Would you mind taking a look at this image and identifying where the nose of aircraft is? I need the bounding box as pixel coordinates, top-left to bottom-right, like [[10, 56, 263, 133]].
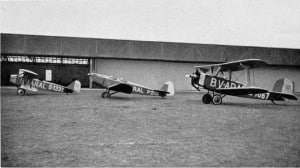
[[185, 73, 199, 78]]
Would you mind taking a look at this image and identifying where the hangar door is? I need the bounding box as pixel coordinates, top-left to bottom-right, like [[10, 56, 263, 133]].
[[1, 55, 90, 87]]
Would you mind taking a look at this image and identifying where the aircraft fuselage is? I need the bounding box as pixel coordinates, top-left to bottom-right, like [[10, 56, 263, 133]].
[[88, 73, 166, 97], [195, 74, 276, 101], [11, 75, 67, 93]]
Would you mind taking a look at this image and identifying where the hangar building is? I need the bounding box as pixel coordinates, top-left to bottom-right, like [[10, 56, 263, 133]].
[[1, 33, 300, 92]]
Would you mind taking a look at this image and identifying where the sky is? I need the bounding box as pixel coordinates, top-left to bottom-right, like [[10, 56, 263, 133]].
[[1, 0, 300, 49]]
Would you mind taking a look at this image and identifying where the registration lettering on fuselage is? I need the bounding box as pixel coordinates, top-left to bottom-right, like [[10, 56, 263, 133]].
[[31, 80, 46, 89], [253, 93, 270, 100], [132, 86, 145, 94], [132, 86, 154, 95], [31, 80, 64, 92], [208, 77, 243, 89]]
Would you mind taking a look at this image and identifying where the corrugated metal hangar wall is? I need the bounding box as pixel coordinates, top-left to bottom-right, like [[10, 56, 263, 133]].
[[1, 33, 300, 92]]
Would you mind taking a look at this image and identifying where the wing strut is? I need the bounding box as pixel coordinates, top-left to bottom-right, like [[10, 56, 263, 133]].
[[240, 63, 251, 87]]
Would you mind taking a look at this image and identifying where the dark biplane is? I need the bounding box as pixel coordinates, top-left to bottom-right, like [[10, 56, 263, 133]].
[[187, 59, 297, 105]]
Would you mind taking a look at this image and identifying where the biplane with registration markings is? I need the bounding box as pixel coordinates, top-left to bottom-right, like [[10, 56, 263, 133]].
[[186, 59, 297, 105], [10, 69, 81, 95], [88, 72, 174, 98]]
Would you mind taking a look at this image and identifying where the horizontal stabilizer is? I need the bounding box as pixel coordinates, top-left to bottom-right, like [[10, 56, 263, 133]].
[[215, 87, 268, 95], [270, 91, 297, 100]]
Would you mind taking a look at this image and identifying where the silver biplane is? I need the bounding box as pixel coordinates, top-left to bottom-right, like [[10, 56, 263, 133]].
[[10, 69, 81, 95]]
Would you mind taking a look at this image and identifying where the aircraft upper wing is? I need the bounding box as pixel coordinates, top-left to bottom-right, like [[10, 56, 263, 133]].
[[194, 59, 267, 73], [19, 69, 39, 76], [215, 87, 268, 95]]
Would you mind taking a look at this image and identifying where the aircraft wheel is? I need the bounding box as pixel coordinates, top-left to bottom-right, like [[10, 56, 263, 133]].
[[17, 88, 26, 96], [101, 92, 110, 98], [202, 93, 212, 104], [212, 95, 222, 105]]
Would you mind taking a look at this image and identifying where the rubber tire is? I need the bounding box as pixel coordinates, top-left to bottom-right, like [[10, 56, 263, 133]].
[[17, 88, 26, 96], [212, 95, 222, 105], [101, 92, 110, 98], [202, 94, 212, 104]]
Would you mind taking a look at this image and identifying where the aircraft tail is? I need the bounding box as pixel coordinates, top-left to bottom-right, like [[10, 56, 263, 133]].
[[156, 81, 175, 97], [270, 78, 297, 101], [66, 80, 81, 94], [272, 78, 294, 94]]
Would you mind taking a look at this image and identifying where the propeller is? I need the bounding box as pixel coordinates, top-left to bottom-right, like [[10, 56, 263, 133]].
[[185, 74, 197, 78]]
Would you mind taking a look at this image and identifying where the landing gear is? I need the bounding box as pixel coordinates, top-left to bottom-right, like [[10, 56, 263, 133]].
[[101, 90, 117, 98], [101, 92, 110, 98], [201, 92, 224, 105], [17, 88, 26, 96], [202, 93, 212, 104], [160, 95, 166, 99], [212, 95, 222, 105]]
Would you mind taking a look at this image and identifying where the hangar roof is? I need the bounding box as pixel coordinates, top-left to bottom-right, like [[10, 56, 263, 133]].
[[1, 33, 299, 66]]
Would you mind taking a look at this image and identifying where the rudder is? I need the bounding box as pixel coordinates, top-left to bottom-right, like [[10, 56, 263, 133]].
[[66, 80, 81, 94], [272, 78, 294, 94], [160, 81, 175, 96]]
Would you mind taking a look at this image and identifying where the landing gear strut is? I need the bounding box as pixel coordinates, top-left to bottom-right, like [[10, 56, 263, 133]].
[[201, 92, 225, 105], [101, 90, 118, 98]]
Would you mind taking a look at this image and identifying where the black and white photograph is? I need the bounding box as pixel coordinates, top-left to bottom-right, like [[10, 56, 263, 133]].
[[1, 0, 300, 167]]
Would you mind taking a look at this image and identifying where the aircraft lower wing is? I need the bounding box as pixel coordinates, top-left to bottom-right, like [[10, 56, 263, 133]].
[[20, 85, 38, 92], [269, 91, 298, 100], [108, 83, 133, 93], [215, 87, 268, 95]]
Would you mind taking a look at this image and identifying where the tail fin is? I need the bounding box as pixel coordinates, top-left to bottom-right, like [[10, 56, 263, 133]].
[[272, 78, 294, 94], [66, 80, 81, 94], [160, 81, 175, 96]]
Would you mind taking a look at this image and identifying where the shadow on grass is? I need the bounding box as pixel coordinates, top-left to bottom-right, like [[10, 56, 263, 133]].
[[98, 95, 167, 101], [185, 98, 298, 110], [220, 101, 300, 110]]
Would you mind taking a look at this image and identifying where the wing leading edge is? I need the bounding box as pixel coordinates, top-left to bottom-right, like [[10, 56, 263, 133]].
[[194, 59, 267, 73]]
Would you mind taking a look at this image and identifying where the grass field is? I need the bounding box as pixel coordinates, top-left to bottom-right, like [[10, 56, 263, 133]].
[[1, 88, 300, 167]]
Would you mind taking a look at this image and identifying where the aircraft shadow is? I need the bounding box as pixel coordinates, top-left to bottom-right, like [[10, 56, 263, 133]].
[[221, 102, 286, 109], [185, 99, 296, 110], [96, 95, 166, 101]]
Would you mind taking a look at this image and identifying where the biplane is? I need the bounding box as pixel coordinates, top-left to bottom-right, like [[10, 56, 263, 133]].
[[88, 72, 174, 98], [10, 69, 81, 95], [186, 59, 297, 105]]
